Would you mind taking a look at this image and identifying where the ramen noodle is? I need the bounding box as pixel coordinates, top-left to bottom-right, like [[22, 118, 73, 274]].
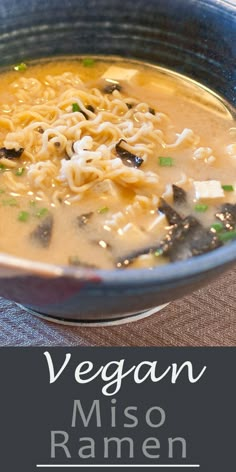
[[0, 57, 235, 269]]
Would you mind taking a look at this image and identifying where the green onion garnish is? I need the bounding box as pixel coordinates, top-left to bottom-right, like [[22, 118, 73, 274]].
[[72, 103, 80, 112], [0, 163, 6, 172], [154, 248, 164, 257], [2, 197, 18, 206], [0, 188, 5, 194], [29, 199, 37, 207], [15, 167, 25, 176], [211, 222, 224, 233], [14, 62, 27, 72], [35, 207, 48, 218], [222, 184, 234, 192], [194, 204, 208, 212], [158, 156, 174, 167], [18, 211, 30, 222], [98, 206, 109, 214], [82, 58, 95, 67], [218, 230, 236, 242]]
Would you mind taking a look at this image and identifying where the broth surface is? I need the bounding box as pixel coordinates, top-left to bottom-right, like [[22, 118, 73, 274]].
[[0, 56, 235, 269]]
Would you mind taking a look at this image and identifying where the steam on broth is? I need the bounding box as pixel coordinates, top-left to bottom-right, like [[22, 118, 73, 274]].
[[0, 56, 235, 269]]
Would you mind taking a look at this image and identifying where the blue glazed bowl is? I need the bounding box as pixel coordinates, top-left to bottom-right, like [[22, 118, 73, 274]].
[[0, 0, 235, 321]]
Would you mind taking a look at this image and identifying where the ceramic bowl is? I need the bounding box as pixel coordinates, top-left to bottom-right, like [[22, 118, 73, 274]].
[[0, 0, 235, 322]]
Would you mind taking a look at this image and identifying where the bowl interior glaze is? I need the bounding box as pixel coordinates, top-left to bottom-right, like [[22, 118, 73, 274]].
[[0, 0, 235, 103]]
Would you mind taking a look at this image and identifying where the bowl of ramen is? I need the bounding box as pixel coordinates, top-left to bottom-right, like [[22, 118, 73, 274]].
[[0, 0, 235, 323]]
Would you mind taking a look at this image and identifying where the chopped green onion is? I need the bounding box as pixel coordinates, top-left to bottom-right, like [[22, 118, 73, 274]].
[[222, 184, 234, 192], [15, 167, 25, 176], [2, 197, 18, 206], [72, 103, 80, 112], [158, 156, 174, 167], [98, 206, 109, 214], [211, 222, 224, 233], [35, 207, 48, 218], [0, 163, 6, 172], [82, 58, 95, 67], [14, 62, 27, 72], [218, 230, 236, 242], [18, 211, 30, 222], [154, 248, 164, 257], [194, 204, 208, 212], [29, 199, 37, 207], [0, 188, 5, 194]]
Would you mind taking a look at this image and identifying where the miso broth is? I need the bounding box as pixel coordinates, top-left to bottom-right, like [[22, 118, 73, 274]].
[[0, 56, 235, 269]]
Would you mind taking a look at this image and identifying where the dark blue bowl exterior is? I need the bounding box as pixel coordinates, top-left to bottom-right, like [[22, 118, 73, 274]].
[[0, 0, 235, 319]]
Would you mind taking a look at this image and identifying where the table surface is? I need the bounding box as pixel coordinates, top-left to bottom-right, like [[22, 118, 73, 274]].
[[0, 268, 235, 346]]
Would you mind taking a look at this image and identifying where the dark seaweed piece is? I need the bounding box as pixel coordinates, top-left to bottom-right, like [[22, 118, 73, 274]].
[[157, 215, 222, 262], [167, 217, 222, 262], [86, 105, 95, 113], [158, 198, 183, 225], [0, 147, 24, 159], [115, 139, 144, 168], [117, 211, 222, 267], [117, 202, 186, 266], [80, 110, 89, 120], [149, 107, 155, 115], [189, 229, 222, 257], [116, 244, 158, 268], [126, 103, 133, 109], [30, 214, 53, 248], [103, 83, 122, 94], [215, 203, 236, 231], [79, 105, 95, 120], [77, 212, 93, 228], [172, 184, 187, 205], [157, 215, 200, 259], [116, 217, 197, 267]]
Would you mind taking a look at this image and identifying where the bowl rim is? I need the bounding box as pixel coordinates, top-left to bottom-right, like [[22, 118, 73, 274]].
[[0, 238, 236, 286]]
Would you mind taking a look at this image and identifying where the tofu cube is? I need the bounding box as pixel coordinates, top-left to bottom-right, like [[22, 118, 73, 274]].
[[101, 66, 138, 84], [193, 180, 224, 200], [118, 223, 148, 245], [115, 222, 150, 258], [93, 179, 119, 197], [147, 214, 167, 234]]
